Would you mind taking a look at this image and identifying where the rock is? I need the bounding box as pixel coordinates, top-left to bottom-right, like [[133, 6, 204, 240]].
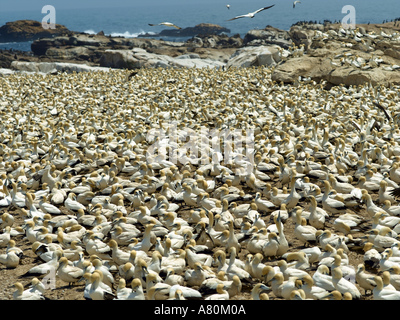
[[10, 61, 111, 73], [272, 54, 400, 87], [45, 46, 92, 61], [243, 26, 292, 48], [288, 26, 314, 51], [270, 22, 400, 87], [271, 56, 329, 83], [0, 20, 71, 42], [99, 48, 224, 69], [31, 32, 186, 57], [140, 23, 230, 38], [327, 67, 400, 86], [99, 49, 139, 69], [226, 46, 282, 68], [186, 34, 243, 49]]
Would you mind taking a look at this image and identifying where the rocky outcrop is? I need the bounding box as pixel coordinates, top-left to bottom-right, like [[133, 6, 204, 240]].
[[0, 20, 71, 42], [243, 26, 292, 48], [31, 32, 187, 61], [99, 48, 225, 69], [3, 19, 400, 87], [272, 22, 400, 86], [226, 46, 283, 68], [10, 61, 111, 74], [186, 34, 243, 48], [271, 56, 329, 83], [140, 23, 230, 38]]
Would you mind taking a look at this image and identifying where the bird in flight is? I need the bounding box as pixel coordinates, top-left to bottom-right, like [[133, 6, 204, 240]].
[[148, 22, 181, 29], [227, 4, 275, 21], [226, 4, 230, 9], [293, 1, 301, 8]]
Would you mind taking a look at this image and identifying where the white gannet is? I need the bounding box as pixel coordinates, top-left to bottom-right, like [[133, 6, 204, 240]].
[[298, 274, 330, 300], [88, 271, 116, 300], [227, 4, 275, 21], [57, 256, 84, 286], [312, 265, 336, 291], [293, 1, 301, 8], [373, 275, 400, 300], [204, 283, 229, 300], [12, 282, 46, 300], [331, 267, 361, 299], [355, 263, 376, 295], [148, 22, 181, 29]]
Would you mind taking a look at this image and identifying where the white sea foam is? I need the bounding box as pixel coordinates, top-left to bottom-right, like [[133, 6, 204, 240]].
[[83, 29, 97, 35], [109, 30, 155, 38], [84, 29, 155, 38]]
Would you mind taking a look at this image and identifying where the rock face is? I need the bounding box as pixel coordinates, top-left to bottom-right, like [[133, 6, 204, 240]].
[[226, 46, 283, 68], [99, 48, 225, 69], [140, 23, 230, 38], [0, 20, 71, 42], [243, 26, 292, 48], [10, 61, 111, 74], [186, 34, 243, 48], [271, 22, 400, 86], [31, 32, 186, 57]]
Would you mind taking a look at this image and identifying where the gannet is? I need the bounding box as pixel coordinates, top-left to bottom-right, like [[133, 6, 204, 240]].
[[12, 282, 46, 300], [204, 283, 229, 300], [148, 22, 181, 29], [227, 4, 275, 21]]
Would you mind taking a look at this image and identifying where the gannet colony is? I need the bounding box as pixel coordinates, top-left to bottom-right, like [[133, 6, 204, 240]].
[[1, 62, 400, 301]]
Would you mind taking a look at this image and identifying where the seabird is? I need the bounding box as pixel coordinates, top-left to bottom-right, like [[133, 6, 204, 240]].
[[226, 4, 230, 9], [227, 4, 275, 21], [293, 1, 301, 8], [148, 22, 181, 29]]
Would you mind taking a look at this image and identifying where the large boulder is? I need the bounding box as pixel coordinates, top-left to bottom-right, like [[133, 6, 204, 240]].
[[326, 66, 400, 86], [271, 55, 400, 87], [186, 34, 243, 49], [243, 26, 292, 48], [10, 61, 111, 73], [45, 47, 93, 61], [288, 26, 315, 51], [99, 48, 224, 69], [31, 32, 186, 57], [140, 23, 230, 38], [0, 20, 71, 42], [226, 46, 282, 68], [271, 56, 329, 83]]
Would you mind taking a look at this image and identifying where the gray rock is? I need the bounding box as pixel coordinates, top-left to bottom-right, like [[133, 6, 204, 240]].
[[226, 46, 282, 68], [10, 61, 111, 74], [99, 49, 224, 69], [243, 27, 292, 49], [288, 26, 314, 51], [45, 46, 92, 60], [176, 53, 201, 59]]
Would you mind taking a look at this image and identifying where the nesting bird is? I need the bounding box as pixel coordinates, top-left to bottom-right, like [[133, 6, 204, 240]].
[[1, 47, 400, 301]]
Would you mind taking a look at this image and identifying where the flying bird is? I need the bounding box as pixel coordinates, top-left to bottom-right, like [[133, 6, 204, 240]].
[[227, 4, 275, 21], [226, 4, 230, 9], [293, 1, 301, 8], [148, 22, 181, 29]]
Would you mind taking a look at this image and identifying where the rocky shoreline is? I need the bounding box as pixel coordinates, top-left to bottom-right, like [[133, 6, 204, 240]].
[[1, 19, 400, 86]]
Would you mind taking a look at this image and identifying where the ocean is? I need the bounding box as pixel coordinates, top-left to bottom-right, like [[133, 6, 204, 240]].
[[0, 0, 399, 52]]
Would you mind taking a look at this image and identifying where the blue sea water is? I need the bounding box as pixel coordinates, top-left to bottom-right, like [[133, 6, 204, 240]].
[[0, 0, 399, 52]]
